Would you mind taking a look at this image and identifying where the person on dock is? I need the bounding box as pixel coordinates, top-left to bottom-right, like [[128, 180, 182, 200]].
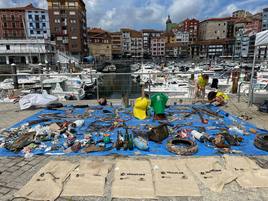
[[207, 91, 229, 106], [195, 74, 209, 99]]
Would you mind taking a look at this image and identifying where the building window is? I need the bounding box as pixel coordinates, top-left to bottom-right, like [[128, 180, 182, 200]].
[[43, 30, 47, 34], [11, 15, 14, 20], [28, 14, 32, 19], [71, 36, 78, 39], [36, 23, 40, 29], [37, 31, 40, 34], [42, 15, 46, 20], [54, 11, 60, 15], [72, 44, 78, 48], [69, 2, 75, 7], [69, 11, 76, 15], [52, 2, 60, 7], [70, 19, 76, 23], [54, 19, 60, 23], [30, 30, 34, 34], [6, 45, 10, 50], [3, 22, 7, 28], [12, 23, 15, 28], [35, 15, 39, 21], [29, 22, 33, 27], [42, 23, 46, 27], [21, 22, 23, 28]]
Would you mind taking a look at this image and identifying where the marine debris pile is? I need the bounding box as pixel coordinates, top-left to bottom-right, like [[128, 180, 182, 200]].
[[0, 104, 267, 157]]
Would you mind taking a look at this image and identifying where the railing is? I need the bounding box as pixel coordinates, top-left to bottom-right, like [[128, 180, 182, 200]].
[[0, 72, 197, 103]]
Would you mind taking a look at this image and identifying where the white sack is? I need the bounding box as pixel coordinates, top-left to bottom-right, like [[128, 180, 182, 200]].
[[19, 91, 58, 110]]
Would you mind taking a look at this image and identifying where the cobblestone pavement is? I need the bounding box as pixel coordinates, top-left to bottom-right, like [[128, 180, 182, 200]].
[[0, 98, 268, 200]]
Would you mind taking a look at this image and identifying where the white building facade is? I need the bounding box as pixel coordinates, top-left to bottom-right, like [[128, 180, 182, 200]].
[[0, 39, 56, 64], [121, 29, 131, 56], [175, 31, 189, 43], [25, 7, 50, 39], [151, 37, 165, 57]]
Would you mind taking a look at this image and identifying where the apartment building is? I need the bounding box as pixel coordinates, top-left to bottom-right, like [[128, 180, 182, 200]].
[[121, 28, 132, 56], [183, 18, 199, 42], [25, 4, 50, 39], [130, 30, 143, 58], [141, 29, 162, 57], [47, 0, 88, 59], [175, 31, 189, 44], [87, 28, 112, 61], [262, 8, 268, 31], [0, 6, 26, 39], [151, 35, 165, 57], [232, 10, 252, 18], [110, 32, 122, 59], [199, 17, 232, 40]]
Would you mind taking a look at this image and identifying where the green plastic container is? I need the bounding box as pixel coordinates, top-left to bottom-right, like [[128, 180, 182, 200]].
[[150, 93, 168, 115]]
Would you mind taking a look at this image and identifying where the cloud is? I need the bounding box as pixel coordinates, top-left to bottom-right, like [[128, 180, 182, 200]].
[[0, 0, 47, 8], [218, 4, 238, 17], [168, 0, 205, 22], [0, 0, 267, 31], [86, 0, 167, 31]]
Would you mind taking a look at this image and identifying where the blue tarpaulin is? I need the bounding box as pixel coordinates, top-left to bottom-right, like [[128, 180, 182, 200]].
[[0, 104, 267, 157]]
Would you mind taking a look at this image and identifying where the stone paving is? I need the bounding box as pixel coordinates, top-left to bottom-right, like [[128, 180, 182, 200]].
[[0, 156, 268, 201], [0, 98, 268, 201]]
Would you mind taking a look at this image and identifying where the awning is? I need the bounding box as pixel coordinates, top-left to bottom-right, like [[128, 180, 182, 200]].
[[255, 30, 268, 46]]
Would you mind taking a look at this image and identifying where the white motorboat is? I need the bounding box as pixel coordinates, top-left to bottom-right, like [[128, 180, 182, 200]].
[[42, 76, 85, 100], [145, 80, 191, 99], [130, 63, 141, 72], [132, 63, 161, 83], [0, 73, 40, 90], [102, 64, 116, 72]]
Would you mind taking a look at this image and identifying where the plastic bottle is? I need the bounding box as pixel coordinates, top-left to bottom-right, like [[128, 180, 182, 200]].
[[229, 127, 243, 135], [191, 130, 206, 143], [73, 120, 84, 127]]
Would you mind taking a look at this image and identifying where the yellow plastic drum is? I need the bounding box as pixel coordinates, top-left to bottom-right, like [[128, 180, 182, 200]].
[[133, 97, 150, 120]]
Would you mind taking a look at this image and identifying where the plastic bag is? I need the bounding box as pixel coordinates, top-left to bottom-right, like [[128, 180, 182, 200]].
[[19, 91, 58, 110]]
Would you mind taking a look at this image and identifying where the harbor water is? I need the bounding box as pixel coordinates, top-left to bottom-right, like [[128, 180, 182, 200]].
[[98, 65, 142, 99]]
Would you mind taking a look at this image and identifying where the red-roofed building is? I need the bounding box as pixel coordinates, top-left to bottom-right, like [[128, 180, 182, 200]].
[[183, 18, 199, 42]]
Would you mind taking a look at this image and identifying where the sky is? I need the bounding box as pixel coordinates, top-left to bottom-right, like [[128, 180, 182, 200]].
[[1, 0, 268, 31]]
